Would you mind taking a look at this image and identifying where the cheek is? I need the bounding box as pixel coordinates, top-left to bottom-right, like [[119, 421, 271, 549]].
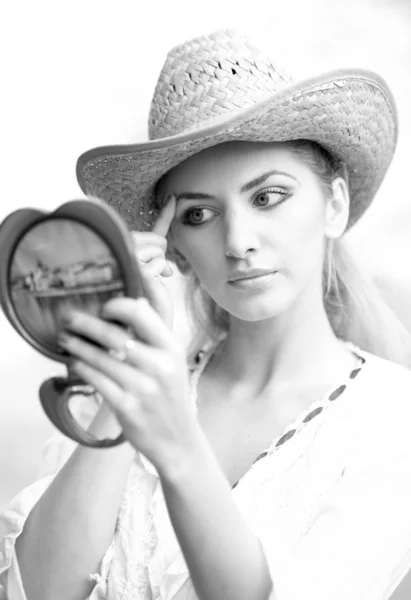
[[289, 188, 325, 232], [279, 197, 326, 270], [297, 212, 325, 248], [169, 225, 219, 276]]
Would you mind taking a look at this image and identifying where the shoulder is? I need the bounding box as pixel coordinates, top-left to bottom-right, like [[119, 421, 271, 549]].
[[336, 345, 411, 465], [353, 346, 411, 397], [361, 351, 411, 429], [324, 343, 411, 433]]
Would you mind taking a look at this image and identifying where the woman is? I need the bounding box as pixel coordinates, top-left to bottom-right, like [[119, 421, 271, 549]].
[[2, 29, 411, 600]]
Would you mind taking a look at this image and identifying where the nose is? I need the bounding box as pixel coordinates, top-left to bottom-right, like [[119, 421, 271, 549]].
[[224, 208, 260, 259]]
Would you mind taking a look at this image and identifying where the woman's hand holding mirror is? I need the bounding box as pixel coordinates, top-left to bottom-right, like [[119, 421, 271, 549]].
[[66, 295, 196, 475]]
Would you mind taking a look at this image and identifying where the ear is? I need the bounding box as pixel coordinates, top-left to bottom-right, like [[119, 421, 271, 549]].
[[324, 177, 350, 239]]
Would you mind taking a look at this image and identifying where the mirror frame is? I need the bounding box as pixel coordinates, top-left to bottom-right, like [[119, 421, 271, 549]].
[[0, 199, 145, 447], [0, 199, 144, 362]]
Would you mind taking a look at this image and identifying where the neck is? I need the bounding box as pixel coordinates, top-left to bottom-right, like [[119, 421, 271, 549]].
[[215, 287, 354, 394]]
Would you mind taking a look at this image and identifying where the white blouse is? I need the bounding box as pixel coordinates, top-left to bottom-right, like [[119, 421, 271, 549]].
[[1, 343, 411, 600]]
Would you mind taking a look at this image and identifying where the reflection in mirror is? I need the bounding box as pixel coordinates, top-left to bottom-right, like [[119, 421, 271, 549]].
[[10, 218, 125, 352]]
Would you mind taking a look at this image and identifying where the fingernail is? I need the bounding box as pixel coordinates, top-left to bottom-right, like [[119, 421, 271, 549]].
[[165, 261, 174, 277]]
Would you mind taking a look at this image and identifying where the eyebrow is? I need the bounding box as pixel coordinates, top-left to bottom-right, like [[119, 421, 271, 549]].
[[240, 170, 299, 192], [175, 170, 299, 202]]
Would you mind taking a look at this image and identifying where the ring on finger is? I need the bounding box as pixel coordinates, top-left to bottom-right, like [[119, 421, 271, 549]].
[[108, 338, 137, 363]]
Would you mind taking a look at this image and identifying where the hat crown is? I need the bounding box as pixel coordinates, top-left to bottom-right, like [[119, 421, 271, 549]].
[[148, 29, 294, 140]]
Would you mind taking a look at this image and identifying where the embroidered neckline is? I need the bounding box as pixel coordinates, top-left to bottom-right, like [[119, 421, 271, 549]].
[[188, 338, 366, 488]]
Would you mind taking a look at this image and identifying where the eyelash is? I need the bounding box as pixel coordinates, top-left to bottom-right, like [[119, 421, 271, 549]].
[[179, 187, 289, 228]]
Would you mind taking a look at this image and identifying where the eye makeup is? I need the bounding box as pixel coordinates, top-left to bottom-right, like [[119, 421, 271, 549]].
[[179, 206, 219, 227], [177, 185, 291, 227]]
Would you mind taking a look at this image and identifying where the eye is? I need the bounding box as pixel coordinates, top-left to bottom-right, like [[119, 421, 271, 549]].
[[179, 206, 217, 227], [253, 188, 288, 208]]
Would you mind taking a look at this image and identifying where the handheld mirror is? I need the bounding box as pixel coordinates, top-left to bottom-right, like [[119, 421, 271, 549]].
[[0, 199, 145, 448]]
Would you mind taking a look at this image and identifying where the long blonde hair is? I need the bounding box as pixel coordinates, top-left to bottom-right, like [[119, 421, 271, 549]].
[[170, 140, 411, 367]]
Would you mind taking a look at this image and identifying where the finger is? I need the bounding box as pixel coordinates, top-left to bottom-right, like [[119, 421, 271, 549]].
[[60, 310, 130, 350], [102, 297, 176, 350], [61, 320, 177, 390], [152, 194, 176, 237], [132, 232, 167, 251], [140, 256, 172, 278], [70, 360, 124, 409], [117, 338, 169, 378], [135, 244, 164, 263], [70, 360, 141, 415], [61, 333, 159, 393], [162, 261, 173, 277]]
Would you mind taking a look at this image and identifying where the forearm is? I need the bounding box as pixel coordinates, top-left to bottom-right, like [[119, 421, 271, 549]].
[[159, 429, 274, 600], [15, 403, 136, 600]]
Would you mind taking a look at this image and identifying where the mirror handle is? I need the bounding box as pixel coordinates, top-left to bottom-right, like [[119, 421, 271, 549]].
[[39, 377, 126, 447]]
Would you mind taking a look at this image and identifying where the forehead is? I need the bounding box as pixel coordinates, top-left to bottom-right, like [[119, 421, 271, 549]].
[[161, 141, 312, 191]]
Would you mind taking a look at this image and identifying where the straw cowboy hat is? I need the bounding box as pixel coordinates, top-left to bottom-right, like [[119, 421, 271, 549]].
[[76, 29, 397, 233]]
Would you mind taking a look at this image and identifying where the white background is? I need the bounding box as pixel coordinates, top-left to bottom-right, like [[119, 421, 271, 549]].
[[0, 0, 410, 521]]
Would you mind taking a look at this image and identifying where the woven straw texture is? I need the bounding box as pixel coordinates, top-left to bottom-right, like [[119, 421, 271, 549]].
[[76, 29, 397, 233]]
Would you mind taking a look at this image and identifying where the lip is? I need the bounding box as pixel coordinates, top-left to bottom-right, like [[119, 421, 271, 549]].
[[227, 270, 278, 291], [227, 268, 276, 282]]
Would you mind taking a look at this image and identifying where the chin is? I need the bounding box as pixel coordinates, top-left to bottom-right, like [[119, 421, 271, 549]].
[[225, 292, 293, 322]]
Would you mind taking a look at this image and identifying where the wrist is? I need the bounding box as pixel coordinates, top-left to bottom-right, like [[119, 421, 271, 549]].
[[157, 425, 224, 490], [88, 401, 121, 434]]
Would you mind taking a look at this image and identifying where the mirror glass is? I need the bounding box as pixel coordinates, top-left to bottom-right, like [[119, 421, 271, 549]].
[[9, 217, 125, 353]]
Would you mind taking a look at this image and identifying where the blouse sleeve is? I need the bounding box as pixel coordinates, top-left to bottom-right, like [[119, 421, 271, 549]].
[[0, 393, 115, 600], [256, 383, 411, 600]]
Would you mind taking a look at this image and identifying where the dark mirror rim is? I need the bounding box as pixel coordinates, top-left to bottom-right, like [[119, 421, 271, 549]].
[[0, 199, 144, 363]]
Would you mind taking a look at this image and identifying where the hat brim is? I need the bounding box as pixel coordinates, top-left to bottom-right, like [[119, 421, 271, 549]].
[[76, 68, 397, 232]]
